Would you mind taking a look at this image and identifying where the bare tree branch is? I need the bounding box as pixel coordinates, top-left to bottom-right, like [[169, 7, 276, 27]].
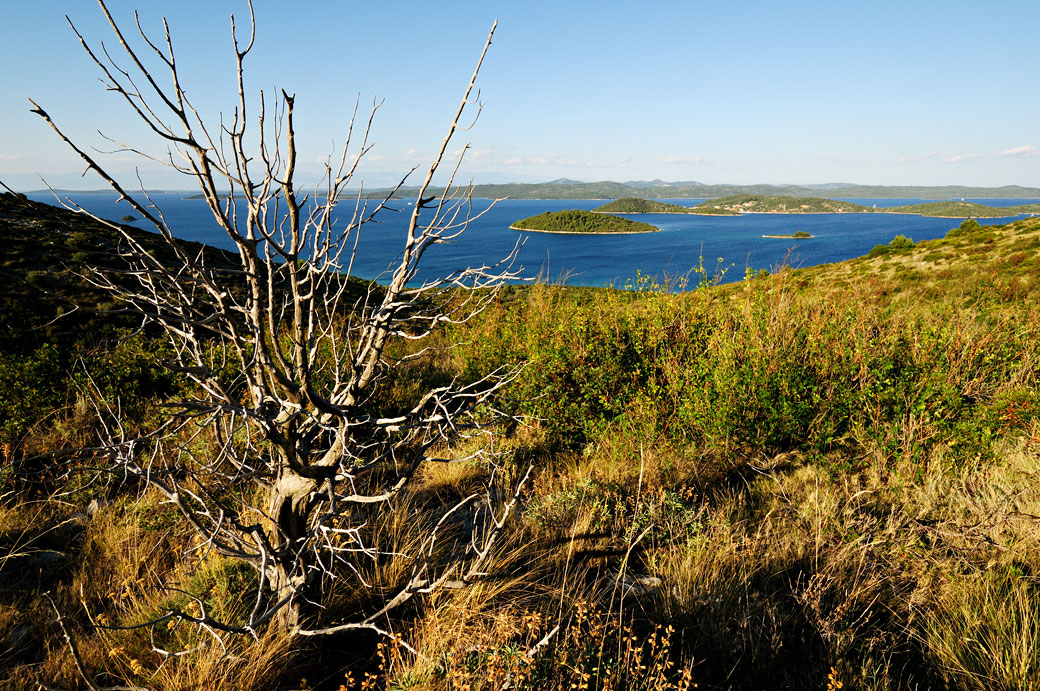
[[34, 1, 526, 642]]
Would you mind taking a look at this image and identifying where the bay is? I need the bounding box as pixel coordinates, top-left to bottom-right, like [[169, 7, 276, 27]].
[[27, 192, 1035, 289]]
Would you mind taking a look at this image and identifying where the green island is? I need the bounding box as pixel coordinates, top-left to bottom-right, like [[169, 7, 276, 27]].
[[511, 208, 660, 233], [693, 195, 871, 214], [593, 197, 698, 214], [686, 195, 1040, 219], [885, 200, 1040, 218], [763, 230, 813, 238]]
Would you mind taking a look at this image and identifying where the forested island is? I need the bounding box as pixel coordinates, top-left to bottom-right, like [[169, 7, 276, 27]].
[[511, 209, 660, 233], [593, 198, 698, 214]]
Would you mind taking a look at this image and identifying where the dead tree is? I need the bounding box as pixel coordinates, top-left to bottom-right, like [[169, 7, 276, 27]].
[[31, 1, 525, 637]]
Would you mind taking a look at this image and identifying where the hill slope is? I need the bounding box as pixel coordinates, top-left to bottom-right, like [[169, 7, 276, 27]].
[[593, 198, 699, 214], [0, 192, 241, 352], [511, 209, 660, 233], [886, 200, 1040, 218]]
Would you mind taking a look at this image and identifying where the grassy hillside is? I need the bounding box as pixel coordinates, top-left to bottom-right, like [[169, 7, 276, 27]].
[[512, 209, 660, 233], [0, 193, 241, 353], [3, 199, 1039, 690], [593, 198, 699, 214]]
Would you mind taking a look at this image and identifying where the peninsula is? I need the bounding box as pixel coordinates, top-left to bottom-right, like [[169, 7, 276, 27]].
[[511, 209, 660, 234]]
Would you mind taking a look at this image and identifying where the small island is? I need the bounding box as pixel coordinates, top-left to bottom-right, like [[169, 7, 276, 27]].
[[511, 209, 660, 234], [120, 214, 137, 222], [593, 198, 699, 214], [763, 230, 814, 239]]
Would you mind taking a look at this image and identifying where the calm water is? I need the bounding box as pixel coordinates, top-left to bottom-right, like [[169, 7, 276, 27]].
[[28, 192, 1036, 288]]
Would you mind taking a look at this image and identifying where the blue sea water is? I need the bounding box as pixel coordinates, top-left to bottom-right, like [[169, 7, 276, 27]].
[[27, 192, 1036, 289]]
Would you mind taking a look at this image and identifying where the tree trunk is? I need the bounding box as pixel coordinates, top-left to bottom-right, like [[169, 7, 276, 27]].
[[266, 468, 317, 629]]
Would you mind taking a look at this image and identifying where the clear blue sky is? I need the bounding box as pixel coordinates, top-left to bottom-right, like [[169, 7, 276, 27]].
[[3, 0, 1039, 191]]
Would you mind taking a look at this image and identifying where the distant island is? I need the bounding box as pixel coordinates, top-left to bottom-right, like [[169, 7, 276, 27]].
[[511, 209, 660, 234], [884, 200, 1040, 218], [591, 195, 1040, 219], [364, 180, 1040, 201], [593, 198, 699, 214], [693, 195, 871, 215], [763, 230, 814, 239]]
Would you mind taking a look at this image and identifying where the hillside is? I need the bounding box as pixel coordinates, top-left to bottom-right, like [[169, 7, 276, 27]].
[[693, 194, 872, 214], [886, 200, 1040, 218], [511, 208, 660, 233], [0, 192, 241, 353], [3, 196, 1040, 691], [792, 215, 1040, 302], [593, 198, 699, 214]]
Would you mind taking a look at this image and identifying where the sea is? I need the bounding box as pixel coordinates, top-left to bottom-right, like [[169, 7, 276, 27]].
[[26, 192, 1037, 289]]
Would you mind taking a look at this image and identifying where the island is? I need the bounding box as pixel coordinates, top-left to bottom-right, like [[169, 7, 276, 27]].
[[120, 214, 137, 222], [763, 230, 814, 239], [593, 198, 699, 214], [511, 209, 660, 234], [692, 195, 871, 215], [884, 201, 1040, 218], [685, 195, 1040, 218]]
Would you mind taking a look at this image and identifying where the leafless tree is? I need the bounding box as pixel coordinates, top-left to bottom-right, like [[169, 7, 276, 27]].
[[31, 0, 526, 639]]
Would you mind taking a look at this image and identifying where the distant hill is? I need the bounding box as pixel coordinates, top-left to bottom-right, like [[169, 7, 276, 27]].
[[593, 198, 699, 214], [367, 181, 1040, 201], [511, 209, 659, 234], [886, 200, 1040, 218]]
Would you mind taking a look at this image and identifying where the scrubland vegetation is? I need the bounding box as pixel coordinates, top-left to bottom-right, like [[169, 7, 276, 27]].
[[3, 202, 1040, 689]]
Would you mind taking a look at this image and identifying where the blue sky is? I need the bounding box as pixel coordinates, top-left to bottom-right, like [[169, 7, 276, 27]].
[[3, 1, 1039, 190]]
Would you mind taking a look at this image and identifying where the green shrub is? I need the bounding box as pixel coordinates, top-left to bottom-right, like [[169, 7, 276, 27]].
[[458, 277, 1039, 464], [946, 218, 982, 238], [890, 234, 914, 250]]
